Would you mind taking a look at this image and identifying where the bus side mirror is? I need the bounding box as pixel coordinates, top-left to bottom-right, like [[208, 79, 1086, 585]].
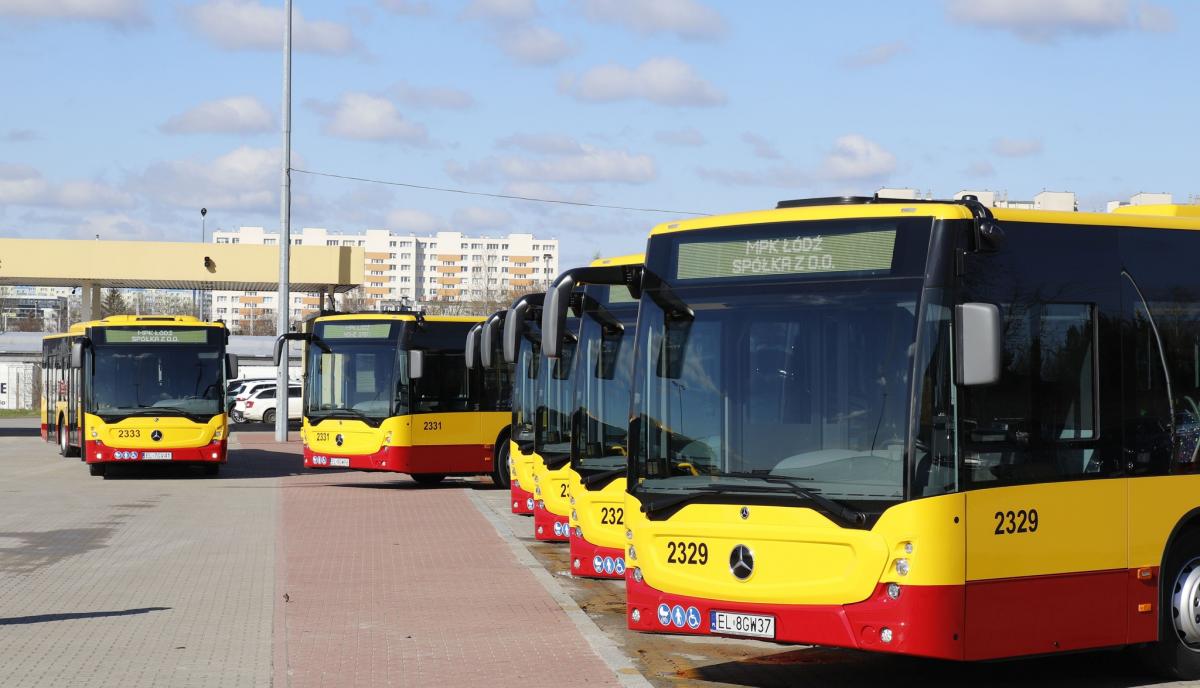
[[955, 303, 1001, 385], [226, 353, 239, 380], [503, 301, 529, 365], [464, 324, 481, 370], [542, 275, 576, 359], [70, 340, 84, 369], [409, 349, 424, 380], [481, 313, 503, 369]]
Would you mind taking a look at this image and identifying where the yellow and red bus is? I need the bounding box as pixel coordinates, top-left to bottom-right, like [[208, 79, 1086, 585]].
[[41, 315, 236, 477], [501, 294, 550, 516], [280, 312, 510, 485], [615, 196, 1200, 675], [542, 254, 643, 578]]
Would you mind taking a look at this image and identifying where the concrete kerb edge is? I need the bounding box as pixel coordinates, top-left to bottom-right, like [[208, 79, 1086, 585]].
[[466, 489, 653, 688]]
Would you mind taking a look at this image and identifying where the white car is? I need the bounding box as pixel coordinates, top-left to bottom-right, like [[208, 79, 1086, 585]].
[[241, 384, 303, 424], [229, 379, 283, 421]]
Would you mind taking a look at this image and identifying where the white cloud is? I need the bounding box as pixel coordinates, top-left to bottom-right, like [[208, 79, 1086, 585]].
[[3, 129, 39, 142], [696, 134, 896, 188], [386, 208, 441, 233], [392, 81, 474, 109], [965, 160, 996, 177], [183, 0, 357, 55], [501, 182, 595, 205], [0, 164, 133, 209], [453, 206, 514, 231], [160, 96, 274, 135], [991, 137, 1043, 157], [821, 134, 896, 181], [463, 0, 536, 21], [841, 41, 908, 69], [497, 133, 586, 155], [318, 93, 428, 143], [741, 132, 781, 160], [134, 145, 283, 212], [654, 128, 706, 146], [945, 0, 1170, 42], [0, 0, 149, 28], [448, 143, 656, 185], [561, 57, 725, 106], [377, 0, 432, 15], [581, 0, 725, 41], [498, 24, 572, 65]]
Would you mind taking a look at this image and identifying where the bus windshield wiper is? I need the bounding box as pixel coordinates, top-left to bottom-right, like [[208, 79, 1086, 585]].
[[312, 408, 375, 423], [719, 472, 868, 527], [640, 487, 724, 518], [581, 465, 626, 488]]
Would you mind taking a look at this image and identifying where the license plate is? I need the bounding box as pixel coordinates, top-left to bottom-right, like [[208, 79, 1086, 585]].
[[710, 611, 775, 639], [330, 457, 350, 467], [142, 452, 173, 461]]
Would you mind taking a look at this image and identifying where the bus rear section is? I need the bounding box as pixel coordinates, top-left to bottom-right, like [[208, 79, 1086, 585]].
[[295, 314, 510, 486], [42, 316, 235, 477], [623, 197, 1200, 676]]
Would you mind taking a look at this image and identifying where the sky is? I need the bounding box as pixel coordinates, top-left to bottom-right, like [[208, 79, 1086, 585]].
[[0, 0, 1197, 269]]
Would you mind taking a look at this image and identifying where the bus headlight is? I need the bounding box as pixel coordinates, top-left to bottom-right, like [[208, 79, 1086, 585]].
[[569, 496, 575, 505], [571, 509, 578, 522], [895, 558, 910, 576], [887, 583, 901, 599], [904, 542, 914, 554], [625, 529, 633, 540], [384, 432, 392, 445], [631, 567, 643, 583], [880, 627, 893, 643], [90, 429, 98, 438], [535, 487, 542, 496], [628, 545, 637, 561], [213, 428, 223, 440]]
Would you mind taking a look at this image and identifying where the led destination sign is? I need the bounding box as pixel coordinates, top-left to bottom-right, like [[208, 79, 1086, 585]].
[[103, 329, 210, 344], [676, 228, 897, 280], [320, 323, 394, 339]]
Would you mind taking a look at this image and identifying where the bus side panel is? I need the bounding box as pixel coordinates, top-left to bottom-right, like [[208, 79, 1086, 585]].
[[1127, 474, 1200, 644], [963, 480, 1128, 660]]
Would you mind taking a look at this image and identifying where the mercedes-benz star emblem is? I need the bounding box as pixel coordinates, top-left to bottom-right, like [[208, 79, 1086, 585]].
[[739, 506, 750, 520], [150, 430, 163, 442], [335, 434, 344, 447], [730, 545, 754, 581]]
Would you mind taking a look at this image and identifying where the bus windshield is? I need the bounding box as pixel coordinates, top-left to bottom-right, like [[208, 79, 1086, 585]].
[[513, 335, 540, 448], [631, 218, 932, 507], [536, 319, 577, 467], [572, 289, 638, 475], [88, 328, 224, 420], [307, 321, 406, 425]]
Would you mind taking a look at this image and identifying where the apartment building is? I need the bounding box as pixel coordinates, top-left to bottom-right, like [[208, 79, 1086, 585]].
[[210, 227, 559, 332]]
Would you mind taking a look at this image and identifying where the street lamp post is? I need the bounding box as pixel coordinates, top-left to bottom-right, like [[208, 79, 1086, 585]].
[[275, 0, 293, 442], [199, 207, 207, 320]]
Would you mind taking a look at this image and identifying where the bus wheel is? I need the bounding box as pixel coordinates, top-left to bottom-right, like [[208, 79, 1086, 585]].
[[262, 409, 275, 425], [492, 442, 511, 490], [1147, 528, 1200, 679], [58, 422, 77, 458], [89, 463, 105, 477], [411, 474, 445, 486]]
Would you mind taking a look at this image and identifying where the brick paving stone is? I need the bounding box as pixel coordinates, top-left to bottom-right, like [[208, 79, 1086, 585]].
[[276, 467, 622, 688]]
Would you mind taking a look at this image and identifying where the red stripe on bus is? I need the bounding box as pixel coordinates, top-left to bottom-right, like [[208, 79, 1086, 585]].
[[304, 444, 492, 474]]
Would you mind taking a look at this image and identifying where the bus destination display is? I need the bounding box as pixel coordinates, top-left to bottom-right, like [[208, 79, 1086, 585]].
[[676, 228, 896, 280], [104, 329, 210, 344], [321, 323, 393, 339]]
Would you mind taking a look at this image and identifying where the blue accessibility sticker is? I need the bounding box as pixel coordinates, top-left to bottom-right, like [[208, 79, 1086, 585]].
[[603, 557, 615, 575], [686, 606, 702, 630], [614, 558, 626, 575], [671, 605, 686, 629], [593, 555, 604, 573], [657, 603, 672, 626], [553, 522, 563, 536]]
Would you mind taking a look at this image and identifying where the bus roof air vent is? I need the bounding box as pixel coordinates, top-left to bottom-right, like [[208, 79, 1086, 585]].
[[776, 196, 879, 209]]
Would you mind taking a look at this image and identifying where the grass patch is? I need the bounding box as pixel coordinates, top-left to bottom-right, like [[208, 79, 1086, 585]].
[[0, 409, 38, 418]]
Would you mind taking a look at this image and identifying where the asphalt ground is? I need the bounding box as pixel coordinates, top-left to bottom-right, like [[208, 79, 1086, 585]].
[[0, 416, 1194, 687]]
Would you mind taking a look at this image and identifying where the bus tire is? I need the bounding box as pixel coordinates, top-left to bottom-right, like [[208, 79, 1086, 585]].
[[58, 421, 77, 458], [411, 474, 445, 486], [1146, 527, 1200, 679], [89, 463, 105, 477], [262, 409, 275, 425], [492, 441, 511, 490]]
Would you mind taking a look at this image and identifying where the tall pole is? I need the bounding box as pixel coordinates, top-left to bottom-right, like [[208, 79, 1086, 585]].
[[200, 207, 207, 320], [275, 0, 292, 442]]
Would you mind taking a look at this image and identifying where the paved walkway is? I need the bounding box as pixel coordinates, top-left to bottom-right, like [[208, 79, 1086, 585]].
[[275, 466, 621, 687]]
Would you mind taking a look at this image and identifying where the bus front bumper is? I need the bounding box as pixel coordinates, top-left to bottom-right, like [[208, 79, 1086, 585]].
[[85, 440, 227, 464], [304, 444, 486, 475], [625, 570, 964, 660], [569, 529, 626, 579], [533, 499, 570, 541], [511, 482, 535, 515]]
